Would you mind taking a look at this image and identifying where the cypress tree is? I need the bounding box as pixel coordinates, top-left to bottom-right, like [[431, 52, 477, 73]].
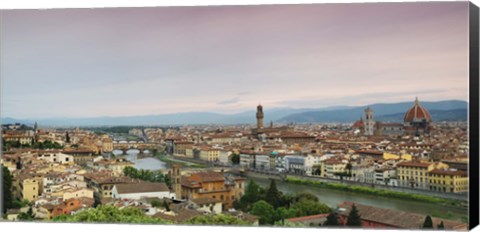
[[2, 166, 13, 213], [346, 204, 362, 227], [265, 179, 281, 208], [437, 221, 445, 229], [423, 215, 433, 228], [324, 213, 340, 226]]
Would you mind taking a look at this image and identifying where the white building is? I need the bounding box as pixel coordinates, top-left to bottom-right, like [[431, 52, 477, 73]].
[[240, 153, 255, 169], [219, 150, 232, 165], [37, 152, 74, 164], [255, 154, 271, 171], [112, 182, 173, 200]]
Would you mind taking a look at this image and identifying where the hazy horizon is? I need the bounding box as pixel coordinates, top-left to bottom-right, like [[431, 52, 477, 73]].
[[1, 2, 470, 118]]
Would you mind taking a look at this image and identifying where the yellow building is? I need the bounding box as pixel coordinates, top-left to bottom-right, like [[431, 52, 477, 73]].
[[322, 159, 346, 178], [396, 161, 448, 189], [397, 162, 434, 189], [18, 175, 42, 202], [181, 171, 245, 210], [102, 138, 114, 153], [383, 152, 412, 161], [429, 169, 468, 193], [63, 188, 95, 200], [199, 148, 221, 162]]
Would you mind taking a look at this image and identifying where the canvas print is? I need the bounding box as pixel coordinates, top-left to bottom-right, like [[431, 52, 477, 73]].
[[0, 1, 476, 230]]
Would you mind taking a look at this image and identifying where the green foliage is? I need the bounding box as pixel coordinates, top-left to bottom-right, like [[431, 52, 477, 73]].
[[235, 179, 332, 225], [274, 207, 297, 223], [163, 201, 170, 211], [294, 192, 319, 203], [237, 180, 262, 212], [324, 213, 340, 226], [290, 199, 331, 217], [32, 140, 63, 149], [423, 215, 433, 228], [250, 200, 276, 225], [231, 154, 240, 164], [284, 177, 464, 206], [11, 199, 30, 209], [18, 206, 35, 221], [123, 166, 171, 188], [52, 205, 169, 224], [346, 204, 362, 227], [150, 199, 162, 208], [2, 165, 13, 213], [265, 179, 281, 208], [187, 214, 250, 225]]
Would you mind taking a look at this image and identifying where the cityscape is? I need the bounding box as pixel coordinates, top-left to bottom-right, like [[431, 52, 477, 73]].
[[0, 2, 471, 231]]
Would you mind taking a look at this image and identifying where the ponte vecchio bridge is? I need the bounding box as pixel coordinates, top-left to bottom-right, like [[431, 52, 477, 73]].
[[112, 140, 162, 154]]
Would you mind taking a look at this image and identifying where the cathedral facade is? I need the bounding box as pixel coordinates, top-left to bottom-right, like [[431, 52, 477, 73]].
[[353, 97, 432, 137]]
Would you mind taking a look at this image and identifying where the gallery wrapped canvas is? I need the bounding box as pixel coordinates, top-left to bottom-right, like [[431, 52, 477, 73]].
[[0, 0, 478, 231]]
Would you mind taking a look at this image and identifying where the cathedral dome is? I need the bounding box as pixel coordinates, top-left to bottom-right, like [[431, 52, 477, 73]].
[[403, 97, 432, 123]]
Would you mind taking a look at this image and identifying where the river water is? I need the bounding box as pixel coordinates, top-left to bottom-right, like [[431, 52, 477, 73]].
[[112, 149, 167, 170], [250, 177, 467, 221], [109, 151, 467, 221]]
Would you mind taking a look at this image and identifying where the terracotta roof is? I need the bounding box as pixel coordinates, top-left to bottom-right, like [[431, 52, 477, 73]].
[[338, 202, 466, 230], [114, 182, 169, 194], [187, 171, 225, 183], [287, 213, 329, 222], [153, 208, 201, 223], [396, 161, 432, 168], [429, 169, 467, 177], [403, 97, 432, 123], [191, 197, 222, 205], [352, 119, 365, 128]]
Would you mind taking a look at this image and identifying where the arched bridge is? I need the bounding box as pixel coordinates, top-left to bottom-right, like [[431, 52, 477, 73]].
[[112, 141, 161, 154]]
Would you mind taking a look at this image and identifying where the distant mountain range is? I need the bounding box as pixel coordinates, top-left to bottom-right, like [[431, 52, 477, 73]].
[[1, 100, 468, 127], [278, 100, 468, 123]]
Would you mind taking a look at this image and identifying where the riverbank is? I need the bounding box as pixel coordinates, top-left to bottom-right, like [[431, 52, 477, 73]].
[[155, 154, 205, 168], [247, 175, 468, 223], [284, 176, 467, 208]]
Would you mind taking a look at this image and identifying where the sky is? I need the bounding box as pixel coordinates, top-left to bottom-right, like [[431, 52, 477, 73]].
[[0, 2, 470, 119]]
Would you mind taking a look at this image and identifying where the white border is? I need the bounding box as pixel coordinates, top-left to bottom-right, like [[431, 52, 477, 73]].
[[0, 1, 478, 232]]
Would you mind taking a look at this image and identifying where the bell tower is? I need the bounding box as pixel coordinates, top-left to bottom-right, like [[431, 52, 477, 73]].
[[256, 104, 264, 129], [171, 164, 182, 199], [364, 107, 374, 136]]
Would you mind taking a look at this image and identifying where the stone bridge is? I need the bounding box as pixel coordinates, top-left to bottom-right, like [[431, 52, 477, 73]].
[[112, 141, 161, 154]]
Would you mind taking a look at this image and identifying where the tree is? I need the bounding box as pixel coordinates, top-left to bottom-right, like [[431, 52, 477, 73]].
[[423, 215, 433, 228], [187, 214, 250, 225], [294, 192, 319, 203], [345, 162, 353, 176], [274, 206, 300, 225], [290, 199, 331, 217], [2, 166, 13, 213], [323, 213, 340, 226], [65, 131, 71, 143], [150, 199, 162, 208], [346, 204, 362, 227], [18, 206, 35, 221], [52, 205, 169, 224], [230, 154, 240, 164], [250, 200, 275, 225], [437, 221, 445, 229], [265, 179, 281, 208], [163, 201, 170, 211], [238, 180, 262, 211]]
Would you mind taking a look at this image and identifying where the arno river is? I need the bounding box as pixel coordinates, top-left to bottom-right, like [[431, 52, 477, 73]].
[[112, 149, 167, 170], [114, 149, 467, 222]]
